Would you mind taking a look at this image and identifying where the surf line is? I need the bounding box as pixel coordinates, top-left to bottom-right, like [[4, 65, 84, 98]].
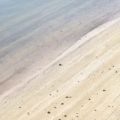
[[1, 17, 120, 100]]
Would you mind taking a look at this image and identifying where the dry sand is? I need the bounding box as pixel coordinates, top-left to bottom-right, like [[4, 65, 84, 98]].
[[0, 18, 120, 120]]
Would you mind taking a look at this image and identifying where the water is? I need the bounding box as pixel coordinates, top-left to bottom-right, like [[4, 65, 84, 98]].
[[0, 0, 120, 93]]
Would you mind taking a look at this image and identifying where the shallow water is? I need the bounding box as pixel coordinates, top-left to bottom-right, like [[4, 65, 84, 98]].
[[0, 0, 120, 94]]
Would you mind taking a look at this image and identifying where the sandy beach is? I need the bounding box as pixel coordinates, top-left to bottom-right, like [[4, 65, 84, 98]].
[[0, 18, 120, 120], [1, 0, 120, 120], [1, 0, 120, 95]]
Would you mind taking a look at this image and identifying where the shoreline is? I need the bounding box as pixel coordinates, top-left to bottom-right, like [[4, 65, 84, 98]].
[[0, 15, 120, 120], [1, 17, 120, 100]]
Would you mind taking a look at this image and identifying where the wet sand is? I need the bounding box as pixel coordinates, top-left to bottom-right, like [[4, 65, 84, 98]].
[[0, 18, 120, 120]]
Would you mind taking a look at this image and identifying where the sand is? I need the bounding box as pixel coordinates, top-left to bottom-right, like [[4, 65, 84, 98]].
[[0, 18, 120, 120]]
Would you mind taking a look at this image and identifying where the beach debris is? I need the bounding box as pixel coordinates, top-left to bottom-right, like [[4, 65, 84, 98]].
[[103, 89, 106, 92], [61, 103, 64, 105], [59, 63, 62, 66], [47, 111, 51, 114], [64, 114, 67, 117], [112, 65, 115, 68], [65, 96, 72, 99], [18, 106, 22, 108], [88, 98, 91, 101]]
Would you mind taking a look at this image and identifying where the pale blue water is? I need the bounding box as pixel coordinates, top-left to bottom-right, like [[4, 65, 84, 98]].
[[0, 0, 120, 93]]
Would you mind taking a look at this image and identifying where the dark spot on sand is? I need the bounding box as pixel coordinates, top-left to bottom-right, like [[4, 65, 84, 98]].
[[59, 64, 62, 66], [27, 112, 30, 116], [88, 98, 91, 101], [58, 119, 61, 120], [103, 89, 106, 92], [18, 106, 22, 108], [112, 65, 115, 68], [94, 109, 97, 111], [65, 96, 72, 99], [47, 111, 51, 114], [54, 107, 57, 109], [61, 103, 64, 105], [64, 115, 67, 117]]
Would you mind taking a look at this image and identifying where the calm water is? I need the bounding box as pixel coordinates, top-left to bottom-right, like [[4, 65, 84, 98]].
[[0, 0, 120, 93]]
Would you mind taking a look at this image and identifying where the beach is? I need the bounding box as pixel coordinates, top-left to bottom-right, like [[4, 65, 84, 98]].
[[1, 0, 120, 95], [0, 0, 120, 120], [0, 18, 120, 120]]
